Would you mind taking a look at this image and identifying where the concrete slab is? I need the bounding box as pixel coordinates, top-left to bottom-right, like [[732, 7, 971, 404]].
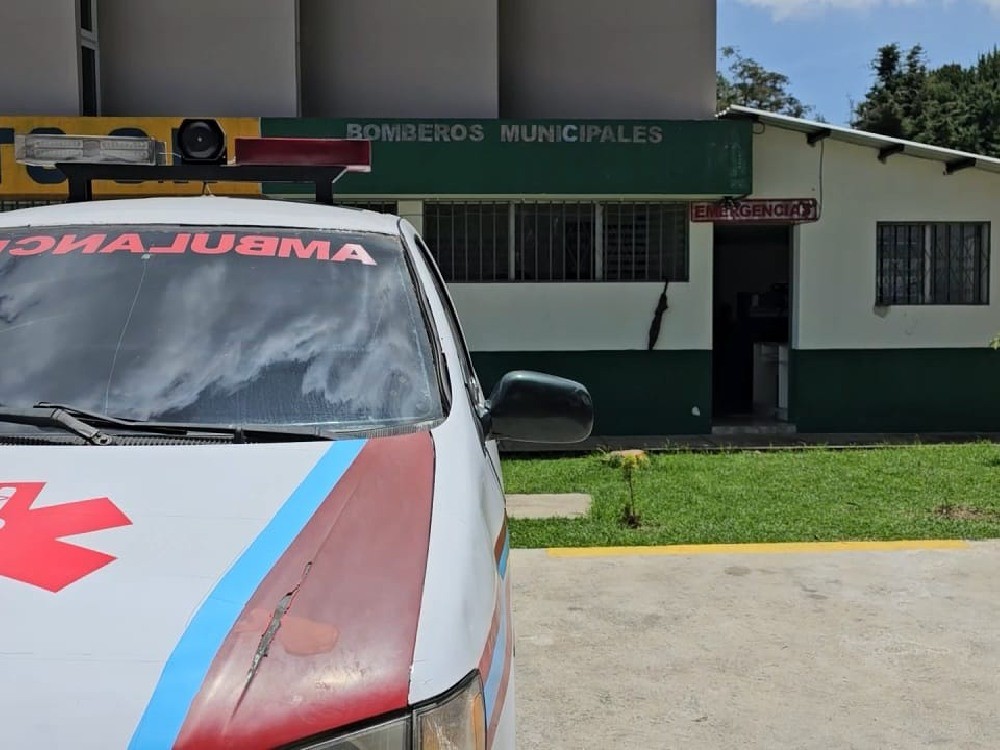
[[511, 542, 1000, 749], [506, 493, 591, 520]]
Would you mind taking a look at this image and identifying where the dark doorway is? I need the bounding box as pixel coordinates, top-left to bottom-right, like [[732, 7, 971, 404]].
[[712, 225, 792, 423]]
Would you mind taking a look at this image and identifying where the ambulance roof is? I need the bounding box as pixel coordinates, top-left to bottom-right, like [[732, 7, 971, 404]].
[[0, 196, 403, 234]]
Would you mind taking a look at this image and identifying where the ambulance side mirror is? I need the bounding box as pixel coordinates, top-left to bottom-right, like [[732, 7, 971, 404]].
[[484, 371, 593, 444]]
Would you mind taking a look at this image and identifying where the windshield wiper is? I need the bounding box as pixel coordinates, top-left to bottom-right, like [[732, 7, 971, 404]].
[[32, 402, 331, 443], [0, 406, 114, 445]]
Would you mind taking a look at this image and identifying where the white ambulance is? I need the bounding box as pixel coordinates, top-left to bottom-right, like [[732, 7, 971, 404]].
[[0, 123, 593, 749]]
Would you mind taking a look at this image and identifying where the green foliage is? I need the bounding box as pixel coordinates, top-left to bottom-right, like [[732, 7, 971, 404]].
[[852, 44, 1000, 157], [717, 46, 815, 118], [504, 445, 1000, 548]]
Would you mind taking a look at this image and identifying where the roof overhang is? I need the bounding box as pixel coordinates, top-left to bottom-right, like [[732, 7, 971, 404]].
[[718, 105, 1000, 177]]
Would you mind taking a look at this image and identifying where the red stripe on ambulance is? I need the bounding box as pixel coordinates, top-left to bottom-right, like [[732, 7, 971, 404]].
[[174, 432, 434, 750]]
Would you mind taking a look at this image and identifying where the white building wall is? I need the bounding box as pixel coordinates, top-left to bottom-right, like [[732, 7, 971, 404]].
[[300, 0, 498, 118], [752, 127, 1000, 350], [500, 0, 716, 119], [97, 0, 298, 116], [449, 222, 713, 351], [0, 0, 80, 115]]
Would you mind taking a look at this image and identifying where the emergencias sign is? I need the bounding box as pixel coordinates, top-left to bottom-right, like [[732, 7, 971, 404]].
[[690, 198, 819, 224]]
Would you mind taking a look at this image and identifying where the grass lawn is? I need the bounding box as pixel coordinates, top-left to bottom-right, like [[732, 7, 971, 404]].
[[502, 443, 1000, 548]]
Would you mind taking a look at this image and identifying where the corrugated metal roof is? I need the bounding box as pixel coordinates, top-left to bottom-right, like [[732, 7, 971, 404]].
[[718, 105, 1000, 177]]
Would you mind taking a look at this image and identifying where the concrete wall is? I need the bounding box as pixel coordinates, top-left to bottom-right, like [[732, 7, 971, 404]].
[[0, 0, 80, 115], [97, 0, 298, 116], [449, 221, 713, 351], [300, 0, 498, 118], [500, 0, 716, 119], [752, 126, 1000, 350]]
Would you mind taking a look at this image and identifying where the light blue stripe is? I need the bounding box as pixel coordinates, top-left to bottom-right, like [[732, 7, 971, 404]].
[[483, 588, 508, 720], [497, 531, 510, 580], [128, 439, 366, 750]]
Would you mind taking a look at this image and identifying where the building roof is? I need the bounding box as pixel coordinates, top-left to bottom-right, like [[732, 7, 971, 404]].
[[0, 196, 403, 234], [719, 105, 1000, 177]]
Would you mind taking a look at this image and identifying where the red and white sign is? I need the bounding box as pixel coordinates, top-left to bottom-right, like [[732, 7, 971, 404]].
[[690, 198, 819, 224]]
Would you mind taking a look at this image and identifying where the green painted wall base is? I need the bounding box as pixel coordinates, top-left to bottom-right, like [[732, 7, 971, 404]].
[[790, 348, 1000, 433], [471, 350, 712, 436]]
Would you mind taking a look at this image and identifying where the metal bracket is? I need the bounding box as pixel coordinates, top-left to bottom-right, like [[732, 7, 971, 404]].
[[944, 157, 976, 175], [806, 128, 832, 147], [877, 143, 905, 163], [56, 162, 352, 204]]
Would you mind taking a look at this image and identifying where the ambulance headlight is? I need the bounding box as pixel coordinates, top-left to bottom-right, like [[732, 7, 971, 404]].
[[413, 673, 486, 750], [302, 717, 408, 749], [303, 674, 485, 750]]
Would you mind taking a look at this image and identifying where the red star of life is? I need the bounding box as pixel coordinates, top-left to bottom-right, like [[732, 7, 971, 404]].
[[0, 482, 132, 593]]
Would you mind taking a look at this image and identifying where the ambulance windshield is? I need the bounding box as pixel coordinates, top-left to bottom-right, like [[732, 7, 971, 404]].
[[0, 224, 443, 433]]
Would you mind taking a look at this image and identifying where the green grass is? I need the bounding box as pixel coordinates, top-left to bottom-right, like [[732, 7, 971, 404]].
[[502, 444, 1000, 548]]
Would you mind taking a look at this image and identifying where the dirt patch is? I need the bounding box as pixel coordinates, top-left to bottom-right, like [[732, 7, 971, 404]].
[[934, 504, 1000, 522]]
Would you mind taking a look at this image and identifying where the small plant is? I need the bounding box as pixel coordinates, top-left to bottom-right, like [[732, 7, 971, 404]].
[[603, 450, 650, 528]]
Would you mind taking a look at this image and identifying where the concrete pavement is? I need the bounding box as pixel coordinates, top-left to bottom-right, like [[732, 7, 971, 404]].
[[511, 542, 1000, 749]]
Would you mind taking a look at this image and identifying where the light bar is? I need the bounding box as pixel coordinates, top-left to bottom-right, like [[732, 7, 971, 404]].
[[234, 137, 371, 172], [14, 133, 164, 167]]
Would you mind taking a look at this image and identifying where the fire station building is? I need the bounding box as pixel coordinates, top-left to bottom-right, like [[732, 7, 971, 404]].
[[2, 0, 998, 438]]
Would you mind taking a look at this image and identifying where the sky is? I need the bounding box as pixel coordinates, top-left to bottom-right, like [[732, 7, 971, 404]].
[[718, 0, 1000, 125]]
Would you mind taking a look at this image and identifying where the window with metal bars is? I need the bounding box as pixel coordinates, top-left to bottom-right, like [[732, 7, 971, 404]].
[[0, 200, 63, 212], [337, 200, 398, 215], [877, 222, 990, 305], [423, 201, 691, 283], [603, 202, 688, 282], [424, 202, 510, 282], [515, 202, 594, 281]]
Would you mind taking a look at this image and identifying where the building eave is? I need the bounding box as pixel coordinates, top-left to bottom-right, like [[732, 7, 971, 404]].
[[718, 105, 1000, 177]]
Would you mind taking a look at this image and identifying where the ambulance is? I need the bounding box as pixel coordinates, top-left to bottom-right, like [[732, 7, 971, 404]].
[[0, 122, 593, 749]]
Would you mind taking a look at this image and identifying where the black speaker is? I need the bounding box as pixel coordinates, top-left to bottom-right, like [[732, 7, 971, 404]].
[[176, 119, 227, 165]]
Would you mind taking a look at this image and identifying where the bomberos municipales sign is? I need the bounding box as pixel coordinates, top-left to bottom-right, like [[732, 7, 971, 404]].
[[690, 198, 819, 224]]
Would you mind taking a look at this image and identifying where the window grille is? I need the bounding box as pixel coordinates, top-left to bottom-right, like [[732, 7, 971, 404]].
[[877, 222, 990, 305], [603, 202, 688, 282], [423, 201, 691, 283], [515, 202, 594, 281], [424, 202, 510, 282]]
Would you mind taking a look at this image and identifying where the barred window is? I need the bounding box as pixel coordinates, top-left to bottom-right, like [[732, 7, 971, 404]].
[[603, 202, 688, 282], [0, 200, 63, 212], [338, 200, 398, 215], [877, 222, 990, 305], [515, 202, 594, 281], [424, 201, 690, 283], [424, 202, 509, 282]]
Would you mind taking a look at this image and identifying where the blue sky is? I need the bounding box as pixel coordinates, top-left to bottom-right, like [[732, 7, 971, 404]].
[[718, 0, 1000, 125]]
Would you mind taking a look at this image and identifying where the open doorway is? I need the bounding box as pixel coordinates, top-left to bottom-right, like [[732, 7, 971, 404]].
[[712, 225, 792, 427]]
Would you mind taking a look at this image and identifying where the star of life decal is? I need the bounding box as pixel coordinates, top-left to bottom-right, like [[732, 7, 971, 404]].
[[0, 482, 132, 592]]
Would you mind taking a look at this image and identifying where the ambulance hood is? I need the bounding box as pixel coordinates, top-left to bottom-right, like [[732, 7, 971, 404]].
[[0, 433, 435, 750]]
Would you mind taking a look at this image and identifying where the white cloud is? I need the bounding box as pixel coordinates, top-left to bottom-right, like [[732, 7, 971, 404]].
[[738, 0, 1000, 19]]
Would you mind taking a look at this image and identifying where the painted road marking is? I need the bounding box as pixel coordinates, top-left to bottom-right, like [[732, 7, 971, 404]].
[[547, 540, 970, 558]]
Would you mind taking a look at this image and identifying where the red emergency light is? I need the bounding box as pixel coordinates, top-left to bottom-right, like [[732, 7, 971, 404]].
[[234, 137, 371, 172]]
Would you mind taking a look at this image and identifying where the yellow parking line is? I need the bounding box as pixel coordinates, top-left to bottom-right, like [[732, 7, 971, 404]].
[[546, 540, 970, 558]]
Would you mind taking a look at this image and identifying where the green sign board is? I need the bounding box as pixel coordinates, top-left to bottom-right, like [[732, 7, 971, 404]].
[[260, 118, 752, 196]]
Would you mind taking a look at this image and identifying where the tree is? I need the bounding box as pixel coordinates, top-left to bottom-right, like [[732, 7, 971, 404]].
[[717, 46, 816, 118], [853, 44, 1000, 158]]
